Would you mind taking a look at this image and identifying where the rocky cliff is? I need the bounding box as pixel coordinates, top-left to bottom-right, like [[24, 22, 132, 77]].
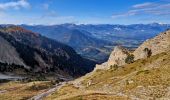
[[134, 29, 170, 60], [94, 46, 130, 70], [107, 46, 130, 66]]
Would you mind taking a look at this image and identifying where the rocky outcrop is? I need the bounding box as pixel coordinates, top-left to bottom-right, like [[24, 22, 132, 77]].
[[94, 46, 130, 70], [94, 62, 108, 70], [134, 29, 170, 60], [107, 46, 130, 66]]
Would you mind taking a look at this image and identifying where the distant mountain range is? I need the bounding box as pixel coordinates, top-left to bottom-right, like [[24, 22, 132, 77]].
[[21, 23, 170, 63], [21, 25, 114, 63], [0, 25, 95, 80]]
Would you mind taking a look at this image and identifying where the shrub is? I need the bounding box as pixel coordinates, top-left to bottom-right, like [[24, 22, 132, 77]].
[[136, 70, 150, 75], [110, 64, 118, 70], [144, 48, 152, 57], [125, 54, 134, 64]]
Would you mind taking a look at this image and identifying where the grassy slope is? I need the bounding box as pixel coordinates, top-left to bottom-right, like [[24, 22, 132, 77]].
[[0, 81, 55, 100], [0, 51, 169, 100], [45, 51, 170, 100]]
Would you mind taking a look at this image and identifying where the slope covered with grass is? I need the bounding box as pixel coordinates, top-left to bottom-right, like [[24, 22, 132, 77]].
[[45, 51, 170, 100]]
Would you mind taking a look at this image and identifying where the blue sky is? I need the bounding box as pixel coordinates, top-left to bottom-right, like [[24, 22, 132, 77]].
[[0, 0, 170, 25]]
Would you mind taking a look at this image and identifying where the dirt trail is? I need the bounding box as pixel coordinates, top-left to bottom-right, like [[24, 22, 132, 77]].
[[29, 82, 66, 100]]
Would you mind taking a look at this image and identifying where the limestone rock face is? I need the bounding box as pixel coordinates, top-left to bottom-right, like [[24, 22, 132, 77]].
[[134, 29, 170, 60], [94, 62, 108, 70], [94, 46, 130, 70], [107, 46, 130, 67]]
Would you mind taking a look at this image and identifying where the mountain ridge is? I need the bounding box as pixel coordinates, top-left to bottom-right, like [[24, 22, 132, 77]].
[[21, 25, 114, 63], [0, 25, 95, 80]]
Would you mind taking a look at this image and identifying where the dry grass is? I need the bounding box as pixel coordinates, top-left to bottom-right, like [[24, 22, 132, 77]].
[[46, 84, 80, 100], [67, 93, 131, 100], [45, 51, 170, 100], [0, 81, 54, 100], [1, 52, 169, 100]]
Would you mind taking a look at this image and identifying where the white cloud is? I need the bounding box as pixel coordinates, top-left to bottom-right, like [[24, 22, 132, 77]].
[[132, 2, 155, 9], [111, 10, 138, 18], [112, 1, 170, 19], [0, 0, 30, 10], [0, 11, 76, 25]]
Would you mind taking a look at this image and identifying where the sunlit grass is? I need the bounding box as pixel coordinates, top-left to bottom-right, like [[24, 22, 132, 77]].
[[0, 81, 54, 100], [45, 51, 170, 99]]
